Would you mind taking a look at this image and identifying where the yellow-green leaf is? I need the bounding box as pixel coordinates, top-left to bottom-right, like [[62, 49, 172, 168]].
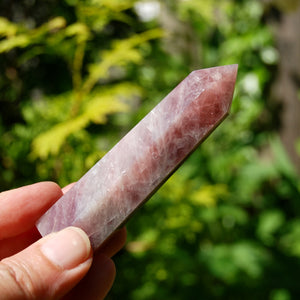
[[0, 17, 18, 37], [190, 184, 228, 207]]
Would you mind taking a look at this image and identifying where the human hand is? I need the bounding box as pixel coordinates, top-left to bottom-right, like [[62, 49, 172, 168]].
[[0, 182, 126, 299]]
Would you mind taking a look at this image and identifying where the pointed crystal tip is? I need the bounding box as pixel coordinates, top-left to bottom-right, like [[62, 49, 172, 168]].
[[190, 64, 238, 115]]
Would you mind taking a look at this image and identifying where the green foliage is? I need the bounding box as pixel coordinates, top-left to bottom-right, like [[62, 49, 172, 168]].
[[0, 1, 163, 185], [30, 83, 139, 158], [0, 17, 67, 53], [1, 0, 300, 299]]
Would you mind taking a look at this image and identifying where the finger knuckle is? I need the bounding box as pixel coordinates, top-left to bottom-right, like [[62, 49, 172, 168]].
[[0, 259, 36, 299]]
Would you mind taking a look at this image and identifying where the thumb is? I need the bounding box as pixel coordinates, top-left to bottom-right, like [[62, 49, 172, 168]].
[[0, 227, 92, 300]]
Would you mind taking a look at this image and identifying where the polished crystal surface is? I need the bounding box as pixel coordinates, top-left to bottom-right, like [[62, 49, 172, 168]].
[[36, 65, 238, 250]]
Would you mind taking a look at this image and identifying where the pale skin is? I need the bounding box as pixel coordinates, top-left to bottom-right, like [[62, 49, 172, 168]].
[[0, 182, 127, 299]]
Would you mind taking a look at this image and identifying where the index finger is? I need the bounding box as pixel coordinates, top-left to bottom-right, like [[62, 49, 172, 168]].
[[0, 182, 62, 240]]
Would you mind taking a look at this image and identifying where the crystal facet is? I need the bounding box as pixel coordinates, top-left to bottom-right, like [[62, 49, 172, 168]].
[[36, 65, 238, 250]]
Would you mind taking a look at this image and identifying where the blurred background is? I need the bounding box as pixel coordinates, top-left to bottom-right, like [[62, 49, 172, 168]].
[[1, 0, 300, 299]]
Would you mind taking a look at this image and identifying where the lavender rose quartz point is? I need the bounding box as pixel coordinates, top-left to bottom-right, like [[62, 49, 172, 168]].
[[36, 64, 238, 250]]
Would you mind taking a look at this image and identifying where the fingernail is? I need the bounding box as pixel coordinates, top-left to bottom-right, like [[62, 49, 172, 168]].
[[41, 227, 91, 269]]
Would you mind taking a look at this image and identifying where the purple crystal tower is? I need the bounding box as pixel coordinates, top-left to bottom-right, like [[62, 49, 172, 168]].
[[36, 65, 238, 250]]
